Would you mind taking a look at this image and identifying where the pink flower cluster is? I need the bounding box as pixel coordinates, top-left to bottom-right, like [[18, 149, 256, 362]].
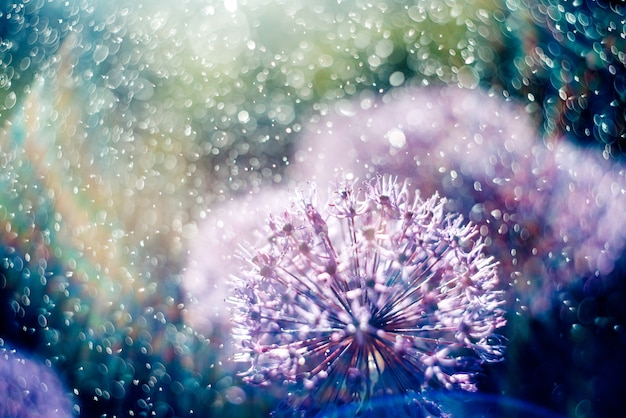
[[229, 176, 506, 414]]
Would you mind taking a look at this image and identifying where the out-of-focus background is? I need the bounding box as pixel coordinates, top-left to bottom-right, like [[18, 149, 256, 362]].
[[0, 0, 624, 417]]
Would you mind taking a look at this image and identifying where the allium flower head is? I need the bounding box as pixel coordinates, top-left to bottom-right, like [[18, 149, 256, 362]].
[[230, 175, 506, 415]]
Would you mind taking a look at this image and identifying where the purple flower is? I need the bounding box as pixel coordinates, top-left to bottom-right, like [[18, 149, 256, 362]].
[[0, 347, 72, 418], [286, 86, 626, 316], [230, 175, 506, 415], [286, 87, 550, 308], [183, 188, 292, 336]]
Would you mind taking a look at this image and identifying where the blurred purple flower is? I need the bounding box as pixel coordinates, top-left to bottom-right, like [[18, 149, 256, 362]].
[[287, 86, 626, 316], [0, 347, 72, 418], [546, 142, 626, 278], [287, 86, 549, 304], [183, 188, 291, 337], [230, 175, 506, 415]]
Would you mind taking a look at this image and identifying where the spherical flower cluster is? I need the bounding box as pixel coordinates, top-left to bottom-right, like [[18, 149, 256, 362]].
[[230, 175, 506, 415]]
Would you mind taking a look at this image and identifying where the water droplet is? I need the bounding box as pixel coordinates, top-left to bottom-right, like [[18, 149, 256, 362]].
[[374, 39, 394, 59], [93, 45, 109, 65], [577, 298, 597, 325], [237, 110, 250, 123], [575, 399, 591, 417], [318, 54, 334, 68], [386, 128, 406, 148], [224, 386, 246, 405], [389, 71, 405, 87], [110, 380, 126, 399], [20, 57, 31, 71], [132, 78, 155, 101], [1, 91, 17, 113], [224, 0, 238, 13], [457, 66, 479, 89], [407, 6, 426, 23]]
